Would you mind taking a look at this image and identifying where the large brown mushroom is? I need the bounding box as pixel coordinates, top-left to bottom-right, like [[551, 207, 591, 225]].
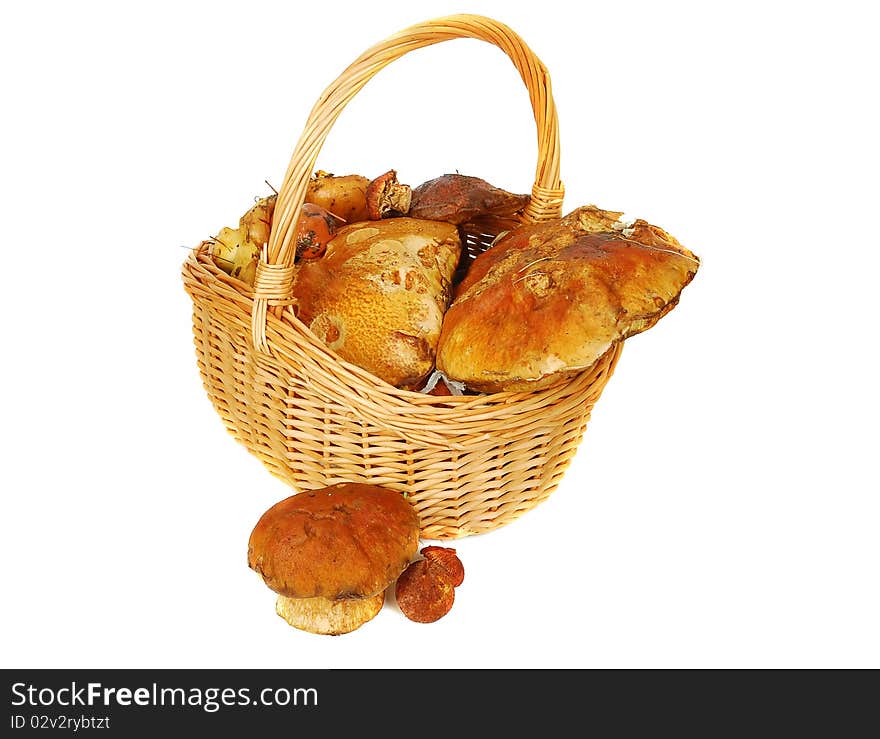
[[247, 483, 420, 635], [436, 205, 700, 392], [290, 218, 461, 389]]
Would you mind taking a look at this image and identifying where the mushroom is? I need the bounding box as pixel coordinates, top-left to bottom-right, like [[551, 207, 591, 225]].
[[365, 169, 412, 220], [290, 217, 461, 389], [306, 171, 372, 224], [305, 170, 412, 224], [247, 483, 420, 635], [395, 546, 465, 624], [408, 173, 530, 225], [436, 205, 700, 393]]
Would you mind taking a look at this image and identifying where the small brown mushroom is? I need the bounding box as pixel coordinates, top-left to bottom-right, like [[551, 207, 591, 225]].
[[395, 546, 465, 623], [395, 558, 455, 624], [365, 169, 412, 220]]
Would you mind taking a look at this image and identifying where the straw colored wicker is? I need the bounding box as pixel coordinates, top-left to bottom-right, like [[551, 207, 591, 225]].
[[181, 14, 623, 539]]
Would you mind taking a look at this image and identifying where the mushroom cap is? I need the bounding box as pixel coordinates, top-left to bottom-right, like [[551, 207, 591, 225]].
[[290, 217, 461, 389], [436, 205, 700, 392], [247, 483, 420, 600], [408, 173, 530, 225]]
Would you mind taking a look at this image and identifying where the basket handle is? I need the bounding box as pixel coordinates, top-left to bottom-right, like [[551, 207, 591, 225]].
[[252, 14, 564, 352]]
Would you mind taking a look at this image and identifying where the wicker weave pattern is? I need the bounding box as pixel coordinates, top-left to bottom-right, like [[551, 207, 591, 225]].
[[182, 15, 623, 539]]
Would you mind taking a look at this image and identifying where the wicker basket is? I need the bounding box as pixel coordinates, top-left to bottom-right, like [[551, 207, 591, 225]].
[[181, 14, 623, 539]]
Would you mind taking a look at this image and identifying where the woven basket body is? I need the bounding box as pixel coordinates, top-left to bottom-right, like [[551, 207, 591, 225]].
[[181, 15, 622, 539]]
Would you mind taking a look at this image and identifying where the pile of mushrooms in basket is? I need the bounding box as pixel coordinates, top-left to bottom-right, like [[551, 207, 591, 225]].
[[204, 169, 699, 635]]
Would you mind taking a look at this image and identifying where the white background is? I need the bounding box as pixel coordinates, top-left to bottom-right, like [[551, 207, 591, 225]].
[[2, 0, 877, 669]]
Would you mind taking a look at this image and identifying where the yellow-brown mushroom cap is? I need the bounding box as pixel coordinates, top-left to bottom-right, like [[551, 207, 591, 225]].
[[436, 205, 700, 392]]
